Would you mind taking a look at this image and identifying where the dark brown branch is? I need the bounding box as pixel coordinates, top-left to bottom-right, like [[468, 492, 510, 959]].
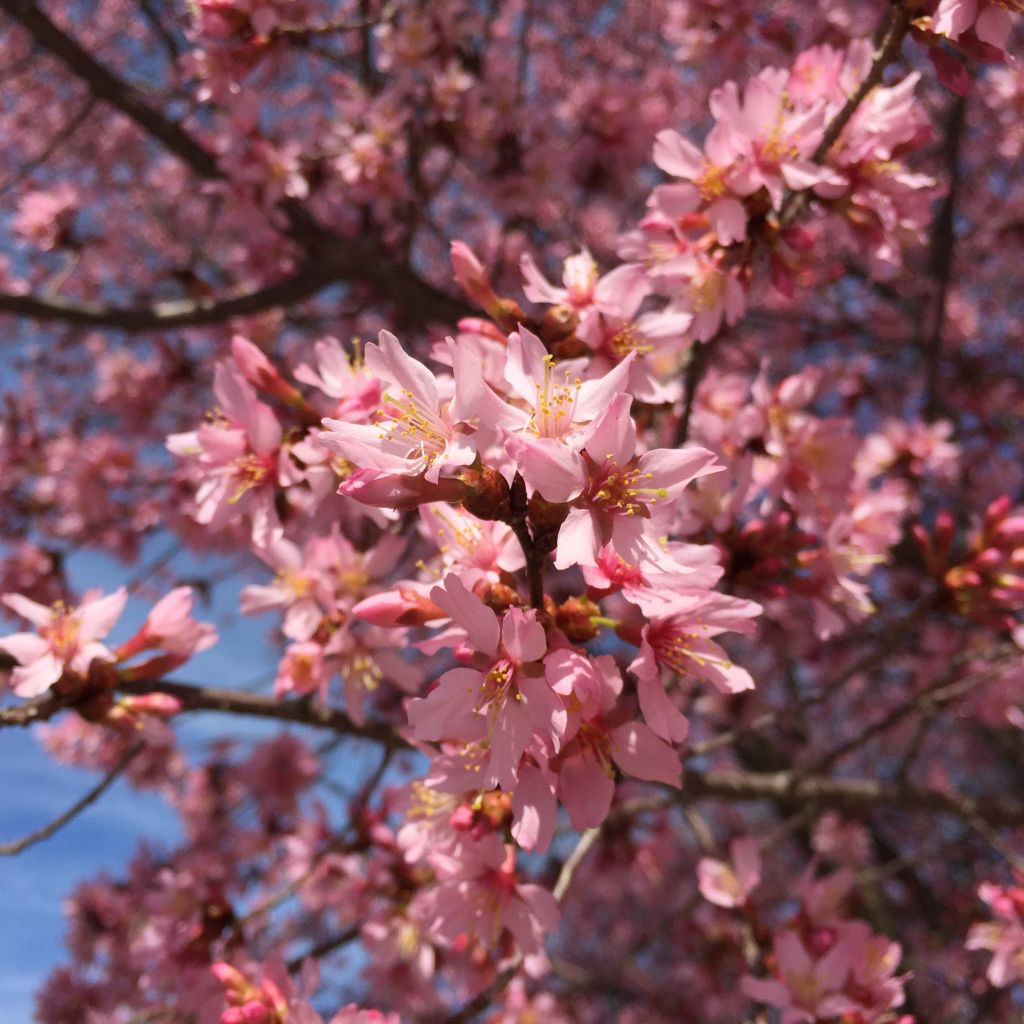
[[0, 740, 143, 855], [683, 766, 1024, 828], [674, 330, 718, 446], [116, 678, 406, 749], [0, 263, 337, 331], [0, 0, 222, 181], [285, 924, 360, 972]]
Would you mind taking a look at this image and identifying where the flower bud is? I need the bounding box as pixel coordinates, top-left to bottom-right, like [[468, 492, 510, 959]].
[[451, 241, 501, 313], [459, 466, 512, 522], [352, 589, 444, 627]]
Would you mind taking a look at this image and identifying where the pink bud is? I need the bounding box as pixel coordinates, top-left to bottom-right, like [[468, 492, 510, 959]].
[[451, 241, 500, 312], [986, 495, 1012, 529], [232, 335, 304, 407], [118, 693, 184, 718], [237, 1003, 272, 1024], [338, 469, 470, 510], [994, 517, 1024, 546], [972, 548, 1004, 571], [212, 962, 250, 995], [450, 805, 475, 831], [352, 589, 443, 627], [231, 335, 279, 387]]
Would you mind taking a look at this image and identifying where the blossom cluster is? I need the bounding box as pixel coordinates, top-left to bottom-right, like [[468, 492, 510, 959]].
[[2, 3, 1023, 1021]]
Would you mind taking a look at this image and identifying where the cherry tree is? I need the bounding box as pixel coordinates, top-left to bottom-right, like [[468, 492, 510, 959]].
[[1, 1, 1023, 1021]]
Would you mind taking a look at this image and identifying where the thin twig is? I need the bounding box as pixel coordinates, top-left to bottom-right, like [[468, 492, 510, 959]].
[[0, 741, 144, 855]]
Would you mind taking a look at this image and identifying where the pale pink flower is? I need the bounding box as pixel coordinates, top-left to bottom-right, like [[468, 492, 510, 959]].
[[419, 833, 559, 977], [501, 327, 635, 502], [629, 591, 761, 739], [545, 650, 682, 829], [407, 576, 565, 790], [967, 882, 1024, 986], [241, 535, 331, 642], [711, 67, 830, 208], [293, 336, 382, 420], [320, 331, 504, 484], [653, 128, 748, 243], [934, 0, 1020, 49], [274, 641, 328, 700], [419, 503, 525, 587], [551, 393, 721, 571], [742, 930, 851, 1024], [166, 363, 284, 544], [697, 836, 762, 908], [0, 588, 126, 697], [520, 248, 604, 309]]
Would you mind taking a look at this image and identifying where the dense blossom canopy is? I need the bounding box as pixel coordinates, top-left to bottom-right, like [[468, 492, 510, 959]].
[[1, 0, 1024, 1021]]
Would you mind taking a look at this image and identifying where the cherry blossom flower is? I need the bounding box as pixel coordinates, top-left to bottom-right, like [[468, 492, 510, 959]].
[[0, 588, 126, 697]]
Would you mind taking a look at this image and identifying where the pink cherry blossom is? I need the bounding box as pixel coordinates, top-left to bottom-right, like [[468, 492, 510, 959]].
[[0, 588, 126, 697]]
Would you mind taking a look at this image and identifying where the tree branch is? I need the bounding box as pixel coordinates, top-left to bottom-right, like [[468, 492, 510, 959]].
[[116, 677, 406, 749], [0, 263, 338, 331], [0, 740, 143, 855], [683, 766, 1024, 828]]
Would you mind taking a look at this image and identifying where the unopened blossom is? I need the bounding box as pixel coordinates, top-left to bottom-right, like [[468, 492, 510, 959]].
[[0, 588, 126, 697]]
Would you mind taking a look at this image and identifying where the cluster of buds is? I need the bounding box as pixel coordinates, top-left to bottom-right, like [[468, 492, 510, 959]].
[[212, 963, 288, 1024], [915, 496, 1024, 628]]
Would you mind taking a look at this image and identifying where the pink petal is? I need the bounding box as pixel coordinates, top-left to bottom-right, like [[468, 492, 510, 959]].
[[610, 721, 682, 787], [558, 754, 615, 830], [553, 507, 602, 571], [636, 672, 689, 744], [366, 330, 439, 413], [581, 392, 636, 468], [511, 764, 558, 853], [501, 609, 547, 663], [653, 129, 704, 180], [406, 668, 486, 741], [505, 434, 586, 504], [430, 575, 499, 657], [11, 652, 63, 697], [77, 588, 127, 641], [2, 593, 52, 627]]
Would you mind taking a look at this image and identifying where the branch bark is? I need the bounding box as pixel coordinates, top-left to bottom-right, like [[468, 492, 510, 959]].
[[0, 264, 337, 330]]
